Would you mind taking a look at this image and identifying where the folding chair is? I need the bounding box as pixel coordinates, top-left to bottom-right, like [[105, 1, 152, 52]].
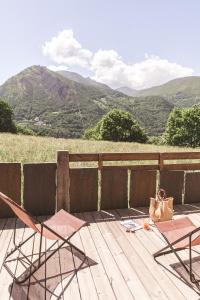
[[0, 192, 87, 284], [153, 217, 200, 284]]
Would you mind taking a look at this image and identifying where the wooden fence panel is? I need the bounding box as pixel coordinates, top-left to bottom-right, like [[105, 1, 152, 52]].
[[23, 163, 56, 215], [185, 172, 200, 203], [130, 170, 157, 207], [69, 168, 98, 212], [0, 163, 21, 217], [101, 168, 128, 209], [160, 171, 184, 204]]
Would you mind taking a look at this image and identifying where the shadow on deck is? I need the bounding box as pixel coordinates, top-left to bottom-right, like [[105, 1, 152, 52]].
[[1, 204, 200, 299]]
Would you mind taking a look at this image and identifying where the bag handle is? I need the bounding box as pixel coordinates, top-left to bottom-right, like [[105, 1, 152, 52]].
[[157, 188, 167, 201]]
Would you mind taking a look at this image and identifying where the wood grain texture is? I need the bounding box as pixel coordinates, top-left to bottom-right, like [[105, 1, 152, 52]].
[[0, 163, 21, 217], [1, 208, 200, 299], [69, 153, 99, 162], [103, 165, 159, 170], [129, 170, 157, 207], [163, 163, 200, 171], [162, 152, 200, 160], [56, 150, 70, 212], [185, 172, 200, 203], [69, 152, 159, 162], [101, 168, 128, 209], [160, 171, 184, 204], [23, 163, 56, 215], [69, 168, 98, 212]]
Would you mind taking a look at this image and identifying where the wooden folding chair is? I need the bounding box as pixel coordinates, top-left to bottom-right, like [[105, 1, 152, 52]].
[[154, 217, 200, 283], [0, 192, 87, 284]]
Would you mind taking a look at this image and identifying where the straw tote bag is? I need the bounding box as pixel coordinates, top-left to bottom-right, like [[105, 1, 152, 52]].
[[149, 189, 173, 222]]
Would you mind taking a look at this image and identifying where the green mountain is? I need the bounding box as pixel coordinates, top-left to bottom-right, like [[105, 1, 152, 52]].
[[137, 76, 200, 107], [0, 65, 174, 137], [129, 96, 174, 135], [0, 66, 129, 138]]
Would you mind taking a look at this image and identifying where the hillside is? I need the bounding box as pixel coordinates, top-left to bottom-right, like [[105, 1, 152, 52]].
[[0, 65, 173, 137], [137, 76, 200, 107], [0, 66, 129, 138], [130, 96, 174, 135]]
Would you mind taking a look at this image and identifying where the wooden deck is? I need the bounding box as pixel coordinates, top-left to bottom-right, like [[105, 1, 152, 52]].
[[1, 205, 200, 299]]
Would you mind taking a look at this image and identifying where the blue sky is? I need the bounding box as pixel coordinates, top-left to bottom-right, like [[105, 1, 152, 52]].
[[1, 0, 200, 89]]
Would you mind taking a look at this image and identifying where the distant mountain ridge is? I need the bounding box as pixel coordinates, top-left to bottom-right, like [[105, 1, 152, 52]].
[[136, 76, 200, 107], [116, 86, 138, 96], [1, 66, 199, 138], [58, 70, 117, 95], [137, 76, 200, 97]]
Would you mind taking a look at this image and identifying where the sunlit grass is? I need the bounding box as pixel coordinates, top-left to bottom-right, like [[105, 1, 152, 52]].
[[0, 133, 199, 164]]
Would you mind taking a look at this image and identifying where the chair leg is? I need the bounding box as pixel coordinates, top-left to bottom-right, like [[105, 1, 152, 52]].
[[67, 240, 86, 259], [154, 236, 200, 284], [3, 233, 87, 284], [3, 231, 37, 281], [188, 236, 200, 284], [3, 231, 60, 284], [153, 237, 191, 276]]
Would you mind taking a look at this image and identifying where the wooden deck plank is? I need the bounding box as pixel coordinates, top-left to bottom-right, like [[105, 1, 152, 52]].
[[116, 208, 193, 299], [10, 225, 36, 299], [137, 207, 200, 299], [60, 247, 81, 300], [98, 210, 170, 300], [0, 217, 16, 299], [138, 206, 200, 297], [28, 219, 47, 300], [0, 218, 16, 269], [67, 216, 99, 300], [6, 220, 26, 300], [0, 218, 8, 237], [83, 212, 135, 300], [92, 211, 150, 300], [0, 219, 25, 300], [0, 208, 200, 299], [77, 213, 116, 300]]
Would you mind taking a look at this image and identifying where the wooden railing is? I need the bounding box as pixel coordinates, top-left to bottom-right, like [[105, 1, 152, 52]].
[[1, 151, 200, 218]]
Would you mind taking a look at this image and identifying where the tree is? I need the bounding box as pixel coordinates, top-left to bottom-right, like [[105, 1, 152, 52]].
[[164, 106, 200, 147], [0, 98, 16, 133], [84, 109, 147, 143]]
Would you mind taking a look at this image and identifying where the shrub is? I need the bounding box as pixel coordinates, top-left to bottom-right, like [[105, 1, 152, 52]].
[[16, 124, 35, 135], [84, 109, 148, 143], [164, 106, 200, 147], [0, 98, 17, 133]]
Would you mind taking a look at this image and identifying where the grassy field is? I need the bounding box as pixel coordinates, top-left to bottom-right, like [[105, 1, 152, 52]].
[[0, 133, 199, 164]]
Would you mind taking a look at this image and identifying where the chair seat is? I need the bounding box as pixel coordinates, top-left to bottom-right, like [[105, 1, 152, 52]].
[[155, 217, 199, 248], [36, 209, 87, 240]]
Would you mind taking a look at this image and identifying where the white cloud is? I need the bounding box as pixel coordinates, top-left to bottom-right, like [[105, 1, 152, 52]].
[[47, 65, 69, 72], [91, 51, 194, 89], [42, 29, 92, 67], [43, 29, 194, 90]]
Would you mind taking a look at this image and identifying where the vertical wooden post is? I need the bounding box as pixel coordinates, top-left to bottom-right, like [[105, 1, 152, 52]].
[[159, 153, 164, 171], [98, 154, 103, 170], [56, 150, 70, 212]]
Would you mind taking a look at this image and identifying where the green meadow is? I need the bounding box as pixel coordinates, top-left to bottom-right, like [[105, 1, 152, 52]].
[[0, 133, 199, 164]]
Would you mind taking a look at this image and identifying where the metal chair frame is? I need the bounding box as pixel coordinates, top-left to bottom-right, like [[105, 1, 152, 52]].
[[3, 216, 86, 284], [0, 192, 87, 285], [154, 225, 200, 284]]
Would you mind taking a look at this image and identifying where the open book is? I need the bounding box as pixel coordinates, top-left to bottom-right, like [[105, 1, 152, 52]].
[[120, 219, 142, 231]]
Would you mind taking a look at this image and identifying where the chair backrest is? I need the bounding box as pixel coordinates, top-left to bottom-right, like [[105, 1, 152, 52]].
[[0, 192, 39, 233]]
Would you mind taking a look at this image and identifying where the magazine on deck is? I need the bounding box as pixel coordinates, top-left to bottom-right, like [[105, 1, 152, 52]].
[[120, 219, 142, 231]]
